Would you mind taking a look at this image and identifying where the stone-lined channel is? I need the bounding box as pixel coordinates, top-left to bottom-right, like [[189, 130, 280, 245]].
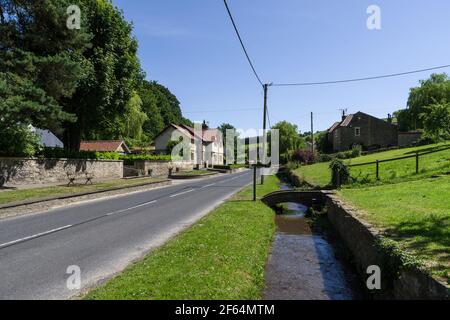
[[263, 183, 365, 300]]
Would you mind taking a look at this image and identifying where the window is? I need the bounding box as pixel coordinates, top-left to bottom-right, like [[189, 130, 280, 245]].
[[355, 127, 361, 137]]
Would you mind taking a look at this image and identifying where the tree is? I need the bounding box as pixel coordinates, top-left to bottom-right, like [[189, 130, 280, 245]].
[[62, 0, 142, 150], [420, 102, 450, 140], [271, 121, 305, 156], [138, 80, 192, 140], [138, 80, 165, 140], [393, 108, 413, 132], [122, 91, 148, 142], [407, 73, 450, 129], [0, 0, 90, 136]]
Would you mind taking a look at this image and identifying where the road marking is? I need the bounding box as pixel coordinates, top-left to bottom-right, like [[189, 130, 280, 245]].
[[170, 189, 195, 198], [201, 183, 216, 189], [106, 200, 157, 216], [0, 225, 72, 249]]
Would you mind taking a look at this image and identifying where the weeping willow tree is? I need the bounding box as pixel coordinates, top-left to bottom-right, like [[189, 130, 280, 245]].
[[122, 91, 148, 145]]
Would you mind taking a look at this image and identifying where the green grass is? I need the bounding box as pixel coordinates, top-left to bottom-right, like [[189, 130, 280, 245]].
[[85, 175, 280, 300], [0, 177, 165, 205], [339, 176, 450, 282], [295, 142, 450, 188]]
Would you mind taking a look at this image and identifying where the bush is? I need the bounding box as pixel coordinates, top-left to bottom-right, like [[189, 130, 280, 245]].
[[286, 161, 301, 172], [120, 154, 172, 166], [351, 144, 362, 158], [330, 159, 350, 187], [0, 125, 42, 157], [292, 149, 316, 164]]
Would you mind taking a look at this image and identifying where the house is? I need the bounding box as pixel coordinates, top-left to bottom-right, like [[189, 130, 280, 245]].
[[80, 140, 131, 154], [154, 124, 224, 166], [327, 112, 398, 152], [29, 126, 64, 148]]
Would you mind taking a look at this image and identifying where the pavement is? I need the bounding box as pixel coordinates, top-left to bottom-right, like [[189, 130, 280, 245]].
[[0, 170, 256, 300]]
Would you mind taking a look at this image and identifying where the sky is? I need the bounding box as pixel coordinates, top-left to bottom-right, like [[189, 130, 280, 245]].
[[111, 0, 450, 133]]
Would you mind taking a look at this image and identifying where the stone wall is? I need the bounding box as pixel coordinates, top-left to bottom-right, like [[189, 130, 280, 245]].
[[398, 132, 422, 147], [0, 158, 123, 186], [325, 193, 449, 300], [134, 161, 194, 178]]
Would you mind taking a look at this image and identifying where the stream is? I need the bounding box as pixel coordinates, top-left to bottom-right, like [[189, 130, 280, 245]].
[[263, 183, 365, 300]]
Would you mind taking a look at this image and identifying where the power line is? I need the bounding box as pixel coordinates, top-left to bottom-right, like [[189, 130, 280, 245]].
[[183, 107, 261, 114], [223, 0, 264, 87], [272, 64, 450, 87]]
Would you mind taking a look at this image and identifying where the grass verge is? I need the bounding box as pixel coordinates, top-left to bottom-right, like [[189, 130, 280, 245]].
[[0, 177, 166, 205], [339, 175, 450, 283], [171, 170, 214, 176], [84, 175, 280, 300]]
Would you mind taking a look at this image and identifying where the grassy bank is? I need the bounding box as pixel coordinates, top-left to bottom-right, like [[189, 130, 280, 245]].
[[171, 170, 214, 176], [0, 177, 166, 205], [339, 176, 450, 282], [85, 175, 280, 300], [295, 142, 450, 188]]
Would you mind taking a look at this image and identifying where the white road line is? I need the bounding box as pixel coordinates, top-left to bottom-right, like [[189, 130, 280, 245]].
[[201, 183, 216, 189], [170, 189, 195, 198], [0, 225, 72, 249], [106, 200, 157, 216]]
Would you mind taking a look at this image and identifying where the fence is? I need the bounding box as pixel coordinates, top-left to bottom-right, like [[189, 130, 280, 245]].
[[347, 145, 450, 180]]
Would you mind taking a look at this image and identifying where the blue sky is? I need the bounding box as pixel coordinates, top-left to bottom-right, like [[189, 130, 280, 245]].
[[112, 0, 450, 133]]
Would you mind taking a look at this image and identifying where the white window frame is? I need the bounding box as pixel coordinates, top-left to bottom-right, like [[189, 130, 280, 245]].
[[355, 127, 361, 137]]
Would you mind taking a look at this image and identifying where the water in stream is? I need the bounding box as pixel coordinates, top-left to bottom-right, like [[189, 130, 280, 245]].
[[263, 184, 365, 300]]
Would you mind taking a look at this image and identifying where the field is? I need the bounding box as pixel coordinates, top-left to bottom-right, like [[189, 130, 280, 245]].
[[295, 142, 450, 188], [85, 176, 280, 300]]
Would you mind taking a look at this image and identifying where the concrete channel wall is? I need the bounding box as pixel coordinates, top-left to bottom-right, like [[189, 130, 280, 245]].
[[325, 193, 449, 300]]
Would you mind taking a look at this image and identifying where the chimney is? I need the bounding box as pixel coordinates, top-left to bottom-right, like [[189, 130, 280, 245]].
[[341, 110, 346, 121]]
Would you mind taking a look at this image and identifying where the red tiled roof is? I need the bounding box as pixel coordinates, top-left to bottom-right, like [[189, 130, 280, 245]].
[[166, 124, 220, 143], [79, 140, 130, 153]]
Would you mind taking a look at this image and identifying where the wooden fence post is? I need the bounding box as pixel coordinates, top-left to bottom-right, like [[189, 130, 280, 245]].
[[416, 151, 419, 174], [376, 160, 380, 180], [253, 165, 257, 201]]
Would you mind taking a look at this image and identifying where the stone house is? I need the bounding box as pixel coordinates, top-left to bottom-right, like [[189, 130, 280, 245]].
[[327, 112, 398, 152], [154, 124, 224, 166]]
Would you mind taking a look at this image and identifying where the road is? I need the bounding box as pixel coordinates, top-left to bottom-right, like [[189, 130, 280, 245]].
[[0, 170, 256, 300]]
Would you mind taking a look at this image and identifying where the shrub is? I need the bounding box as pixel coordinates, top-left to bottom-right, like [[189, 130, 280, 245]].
[[329, 159, 350, 187], [292, 149, 316, 164], [120, 154, 172, 166], [286, 161, 301, 172], [351, 144, 362, 158], [0, 125, 42, 157]]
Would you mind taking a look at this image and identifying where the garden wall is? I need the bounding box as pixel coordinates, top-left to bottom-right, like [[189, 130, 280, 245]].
[[133, 160, 194, 178], [0, 158, 123, 186], [325, 193, 449, 300]]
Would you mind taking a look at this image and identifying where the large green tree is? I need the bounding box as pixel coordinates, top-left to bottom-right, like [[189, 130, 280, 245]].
[[0, 0, 90, 132], [62, 0, 142, 150], [271, 121, 305, 156], [420, 102, 450, 140], [407, 73, 450, 129], [138, 80, 192, 140]]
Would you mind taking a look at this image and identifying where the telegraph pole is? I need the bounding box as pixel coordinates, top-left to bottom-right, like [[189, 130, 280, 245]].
[[311, 112, 314, 154], [261, 83, 268, 184]]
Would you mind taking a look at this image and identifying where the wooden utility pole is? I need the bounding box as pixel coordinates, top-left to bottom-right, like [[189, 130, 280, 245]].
[[310, 112, 314, 154], [261, 83, 268, 184]]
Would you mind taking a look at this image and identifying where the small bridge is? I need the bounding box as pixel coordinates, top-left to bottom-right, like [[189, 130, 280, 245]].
[[261, 190, 330, 209]]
